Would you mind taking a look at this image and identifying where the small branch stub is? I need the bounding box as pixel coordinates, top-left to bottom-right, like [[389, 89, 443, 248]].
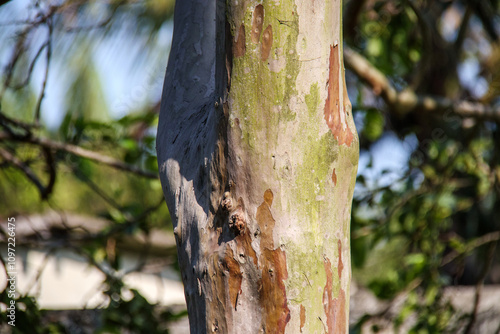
[[221, 191, 233, 211], [229, 209, 245, 235]]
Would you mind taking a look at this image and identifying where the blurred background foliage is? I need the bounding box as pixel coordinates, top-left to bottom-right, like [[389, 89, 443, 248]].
[[0, 0, 499, 333], [346, 0, 500, 332], [0, 0, 177, 333]]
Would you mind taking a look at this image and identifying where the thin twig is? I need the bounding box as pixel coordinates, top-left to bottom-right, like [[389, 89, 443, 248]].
[[71, 164, 123, 210], [53, 197, 165, 245], [0, 132, 158, 179], [92, 197, 166, 242], [69, 244, 117, 278], [454, 5, 472, 52], [0, 112, 39, 132], [10, 41, 49, 90], [0, 146, 47, 197], [0, 142, 56, 198], [0, 29, 29, 100], [441, 231, 500, 267], [42, 146, 56, 198], [34, 19, 52, 124], [405, 0, 433, 90]]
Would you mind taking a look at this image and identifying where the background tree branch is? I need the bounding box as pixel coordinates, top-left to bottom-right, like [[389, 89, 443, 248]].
[[344, 46, 500, 122], [0, 131, 158, 179]]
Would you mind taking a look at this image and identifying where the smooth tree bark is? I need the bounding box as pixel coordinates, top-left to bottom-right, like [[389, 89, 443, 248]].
[[156, 0, 358, 333]]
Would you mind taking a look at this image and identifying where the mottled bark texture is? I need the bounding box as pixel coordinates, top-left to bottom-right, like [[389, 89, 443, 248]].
[[156, 1, 358, 333]]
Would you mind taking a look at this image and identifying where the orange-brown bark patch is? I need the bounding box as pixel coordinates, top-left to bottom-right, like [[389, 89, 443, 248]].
[[264, 188, 274, 206], [224, 248, 243, 310], [256, 189, 276, 250], [335, 289, 347, 333], [324, 45, 354, 147], [234, 24, 246, 58], [337, 240, 343, 279], [251, 4, 264, 43], [332, 168, 337, 186], [261, 25, 273, 62], [260, 248, 290, 333], [323, 257, 347, 334], [300, 304, 306, 332], [257, 189, 290, 333]]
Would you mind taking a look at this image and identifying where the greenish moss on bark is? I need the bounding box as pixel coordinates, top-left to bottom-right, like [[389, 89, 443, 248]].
[[305, 82, 320, 117], [229, 3, 299, 149], [294, 132, 338, 222], [285, 238, 342, 332]]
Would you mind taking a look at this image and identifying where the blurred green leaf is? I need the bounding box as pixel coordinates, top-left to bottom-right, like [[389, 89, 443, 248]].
[[363, 109, 385, 142]]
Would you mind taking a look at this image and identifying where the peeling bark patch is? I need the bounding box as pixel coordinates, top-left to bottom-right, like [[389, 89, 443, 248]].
[[257, 190, 290, 333], [261, 248, 290, 333], [335, 289, 347, 333], [323, 257, 347, 334], [324, 45, 354, 147], [234, 24, 246, 58], [207, 254, 229, 333], [300, 304, 306, 332], [337, 240, 343, 279], [261, 25, 273, 62], [332, 168, 337, 186], [323, 257, 334, 332], [256, 189, 276, 250], [224, 248, 243, 310], [251, 4, 264, 44], [235, 231, 259, 267]]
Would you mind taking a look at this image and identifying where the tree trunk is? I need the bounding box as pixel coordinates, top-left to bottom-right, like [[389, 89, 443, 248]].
[[156, 1, 358, 333]]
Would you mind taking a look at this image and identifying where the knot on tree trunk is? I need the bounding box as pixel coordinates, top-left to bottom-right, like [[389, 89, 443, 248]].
[[229, 209, 246, 235]]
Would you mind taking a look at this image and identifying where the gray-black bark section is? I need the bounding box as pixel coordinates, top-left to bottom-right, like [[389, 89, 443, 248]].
[[156, 0, 230, 332]]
